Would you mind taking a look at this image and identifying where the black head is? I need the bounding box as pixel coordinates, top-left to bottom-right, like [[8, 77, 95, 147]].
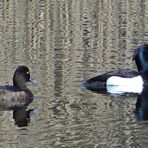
[[13, 66, 31, 89], [133, 44, 148, 71]]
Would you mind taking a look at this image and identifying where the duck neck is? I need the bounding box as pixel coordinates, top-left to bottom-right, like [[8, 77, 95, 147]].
[[138, 50, 148, 71], [13, 75, 26, 90], [136, 53, 143, 71]]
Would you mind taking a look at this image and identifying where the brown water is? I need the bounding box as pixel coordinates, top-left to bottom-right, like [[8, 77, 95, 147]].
[[0, 0, 148, 147]]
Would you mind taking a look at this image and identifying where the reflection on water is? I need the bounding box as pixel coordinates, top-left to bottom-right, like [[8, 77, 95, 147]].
[[135, 86, 148, 122], [82, 79, 148, 122], [0, 0, 148, 147], [0, 103, 37, 127], [13, 105, 37, 127]]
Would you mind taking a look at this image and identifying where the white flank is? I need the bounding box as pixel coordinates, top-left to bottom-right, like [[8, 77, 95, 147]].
[[106, 76, 143, 94]]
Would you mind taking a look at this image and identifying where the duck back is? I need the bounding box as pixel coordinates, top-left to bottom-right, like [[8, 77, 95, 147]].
[[82, 70, 139, 92]]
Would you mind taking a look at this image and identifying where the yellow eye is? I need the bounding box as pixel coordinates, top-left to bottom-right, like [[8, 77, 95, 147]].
[[27, 71, 30, 75]]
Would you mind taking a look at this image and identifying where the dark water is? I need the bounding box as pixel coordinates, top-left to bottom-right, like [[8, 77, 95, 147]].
[[0, 0, 148, 147]]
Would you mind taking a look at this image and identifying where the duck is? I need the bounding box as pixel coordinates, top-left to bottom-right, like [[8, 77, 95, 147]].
[[82, 44, 148, 94], [0, 66, 36, 110]]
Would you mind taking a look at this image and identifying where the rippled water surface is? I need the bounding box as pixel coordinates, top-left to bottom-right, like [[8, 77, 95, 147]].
[[0, 0, 148, 147]]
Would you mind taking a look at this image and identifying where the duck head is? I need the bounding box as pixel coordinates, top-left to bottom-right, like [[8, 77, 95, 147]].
[[13, 66, 36, 90], [133, 44, 148, 71]]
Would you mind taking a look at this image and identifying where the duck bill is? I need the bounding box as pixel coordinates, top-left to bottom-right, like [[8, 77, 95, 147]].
[[29, 76, 37, 85]]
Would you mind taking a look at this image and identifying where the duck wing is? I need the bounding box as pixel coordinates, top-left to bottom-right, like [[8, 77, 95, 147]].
[[0, 88, 33, 110], [82, 69, 139, 91], [86, 69, 138, 83]]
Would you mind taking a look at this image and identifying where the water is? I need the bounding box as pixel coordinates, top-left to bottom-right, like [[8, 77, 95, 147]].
[[0, 0, 148, 147]]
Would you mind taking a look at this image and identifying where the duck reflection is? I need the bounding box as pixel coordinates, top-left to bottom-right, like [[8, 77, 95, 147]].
[[0, 102, 38, 127], [82, 84, 148, 122], [135, 86, 148, 121], [13, 105, 37, 127]]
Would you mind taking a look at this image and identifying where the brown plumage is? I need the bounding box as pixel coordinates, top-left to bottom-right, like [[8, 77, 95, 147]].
[[0, 66, 35, 110]]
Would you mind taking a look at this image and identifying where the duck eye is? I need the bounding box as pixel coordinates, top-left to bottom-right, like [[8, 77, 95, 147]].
[[26, 71, 30, 75]]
